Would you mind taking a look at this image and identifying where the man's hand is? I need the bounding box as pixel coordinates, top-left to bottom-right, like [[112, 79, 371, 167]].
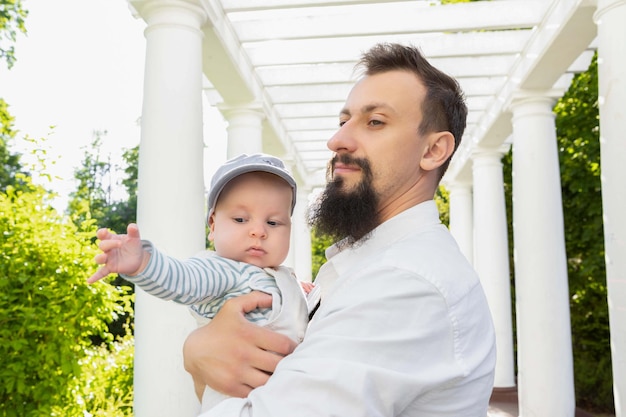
[[87, 223, 148, 284], [183, 291, 297, 398]]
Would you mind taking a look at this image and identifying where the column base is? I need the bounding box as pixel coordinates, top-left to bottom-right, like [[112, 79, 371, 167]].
[[488, 386, 596, 417]]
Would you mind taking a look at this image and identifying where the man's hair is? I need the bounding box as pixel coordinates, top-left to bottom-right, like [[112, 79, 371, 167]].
[[357, 43, 467, 179]]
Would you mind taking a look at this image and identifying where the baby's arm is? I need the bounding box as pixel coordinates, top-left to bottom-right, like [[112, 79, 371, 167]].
[[88, 223, 149, 284]]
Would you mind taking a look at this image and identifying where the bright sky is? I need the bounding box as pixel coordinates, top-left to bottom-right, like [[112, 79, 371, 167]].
[[0, 0, 226, 210]]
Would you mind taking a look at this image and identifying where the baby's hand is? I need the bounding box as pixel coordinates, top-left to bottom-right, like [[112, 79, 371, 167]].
[[87, 223, 147, 284], [299, 281, 315, 295]]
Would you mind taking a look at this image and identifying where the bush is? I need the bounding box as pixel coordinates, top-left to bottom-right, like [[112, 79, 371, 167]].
[[68, 330, 134, 416], [0, 177, 133, 416]]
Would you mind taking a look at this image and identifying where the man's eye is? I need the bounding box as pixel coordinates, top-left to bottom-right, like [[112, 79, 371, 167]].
[[369, 119, 383, 126], [338, 120, 347, 127]]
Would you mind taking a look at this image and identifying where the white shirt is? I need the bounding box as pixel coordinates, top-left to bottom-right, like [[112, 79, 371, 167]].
[[200, 200, 496, 417]]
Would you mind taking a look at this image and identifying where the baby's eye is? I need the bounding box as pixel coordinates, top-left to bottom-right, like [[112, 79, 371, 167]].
[[267, 220, 279, 226], [233, 217, 245, 223]]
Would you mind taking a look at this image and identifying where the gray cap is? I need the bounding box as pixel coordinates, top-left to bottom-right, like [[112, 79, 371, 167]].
[[207, 153, 297, 219]]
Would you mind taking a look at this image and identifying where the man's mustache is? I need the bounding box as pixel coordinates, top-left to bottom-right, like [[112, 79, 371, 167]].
[[330, 154, 370, 171]]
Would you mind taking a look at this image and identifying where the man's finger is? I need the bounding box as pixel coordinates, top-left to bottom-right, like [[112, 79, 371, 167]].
[[221, 292, 297, 356]]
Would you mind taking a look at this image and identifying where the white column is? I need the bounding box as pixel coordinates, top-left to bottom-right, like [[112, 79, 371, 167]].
[[595, 2, 626, 415], [218, 103, 264, 157], [288, 185, 313, 282], [510, 95, 575, 417], [471, 148, 516, 389], [447, 181, 474, 265], [135, 2, 206, 416]]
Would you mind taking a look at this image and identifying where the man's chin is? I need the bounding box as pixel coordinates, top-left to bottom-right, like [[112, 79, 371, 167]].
[[333, 177, 361, 193]]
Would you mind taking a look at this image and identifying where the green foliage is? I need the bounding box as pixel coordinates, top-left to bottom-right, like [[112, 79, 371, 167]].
[[67, 135, 138, 341], [310, 231, 334, 280], [553, 53, 612, 413], [67, 131, 113, 227], [0, 176, 133, 415], [0, 99, 26, 191], [70, 330, 135, 416], [0, 0, 27, 69], [501, 147, 517, 364], [103, 145, 138, 235], [67, 134, 137, 234], [435, 185, 450, 227]]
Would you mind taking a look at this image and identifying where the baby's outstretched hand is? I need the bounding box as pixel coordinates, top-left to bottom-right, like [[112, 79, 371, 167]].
[[87, 223, 148, 284]]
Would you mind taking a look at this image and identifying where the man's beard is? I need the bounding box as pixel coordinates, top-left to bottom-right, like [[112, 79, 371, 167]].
[[307, 154, 380, 248]]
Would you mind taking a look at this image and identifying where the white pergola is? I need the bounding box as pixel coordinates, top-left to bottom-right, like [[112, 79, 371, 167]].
[[125, 1, 626, 416]]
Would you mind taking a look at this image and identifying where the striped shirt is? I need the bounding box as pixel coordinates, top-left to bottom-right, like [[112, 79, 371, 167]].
[[122, 242, 282, 324]]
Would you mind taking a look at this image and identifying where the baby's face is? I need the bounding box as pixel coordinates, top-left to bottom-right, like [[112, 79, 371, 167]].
[[209, 172, 293, 269]]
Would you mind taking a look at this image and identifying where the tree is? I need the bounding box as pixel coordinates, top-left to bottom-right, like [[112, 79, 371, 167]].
[[0, 176, 133, 415], [1, 6, 134, 412], [67, 132, 138, 233], [0, 98, 25, 191], [0, 0, 27, 69], [102, 145, 138, 234], [0, 0, 27, 191], [67, 131, 113, 226], [67, 136, 139, 341]]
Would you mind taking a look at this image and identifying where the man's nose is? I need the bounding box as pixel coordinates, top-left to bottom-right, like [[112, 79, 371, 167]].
[[327, 122, 355, 153]]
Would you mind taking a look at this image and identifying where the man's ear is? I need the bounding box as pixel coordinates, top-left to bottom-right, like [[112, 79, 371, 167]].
[[420, 131, 455, 171]]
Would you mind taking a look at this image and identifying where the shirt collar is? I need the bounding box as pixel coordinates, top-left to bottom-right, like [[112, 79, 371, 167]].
[[316, 200, 442, 297], [325, 200, 441, 261]]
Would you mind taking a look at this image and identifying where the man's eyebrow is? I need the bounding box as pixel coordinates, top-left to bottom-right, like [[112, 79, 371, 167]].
[[339, 103, 395, 117]]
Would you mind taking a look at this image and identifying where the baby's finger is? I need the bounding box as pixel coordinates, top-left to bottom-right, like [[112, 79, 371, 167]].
[[94, 253, 108, 265], [86, 266, 111, 284], [98, 239, 123, 252], [95, 228, 113, 240]]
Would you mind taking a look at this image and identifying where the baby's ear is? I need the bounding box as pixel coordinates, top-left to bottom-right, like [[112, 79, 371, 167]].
[[207, 214, 216, 241], [420, 131, 455, 172]]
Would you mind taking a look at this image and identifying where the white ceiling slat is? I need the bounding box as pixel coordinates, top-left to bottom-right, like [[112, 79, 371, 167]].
[[293, 141, 333, 151], [256, 55, 516, 88], [221, 0, 419, 13], [290, 130, 338, 141], [432, 56, 518, 78], [567, 49, 595, 73], [257, 63, 357, 86], [283, 117, 338, 131], [267, 84, 353, 104], [274, 102, 344, 118], [231, 1, 547, 42], [456, 76, 507, 96], [244, 30, 531, 67], [465, 96, 493, 112]]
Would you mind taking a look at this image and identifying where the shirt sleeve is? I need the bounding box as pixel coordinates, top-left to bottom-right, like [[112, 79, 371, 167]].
[[122, 242, 244, 306]]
